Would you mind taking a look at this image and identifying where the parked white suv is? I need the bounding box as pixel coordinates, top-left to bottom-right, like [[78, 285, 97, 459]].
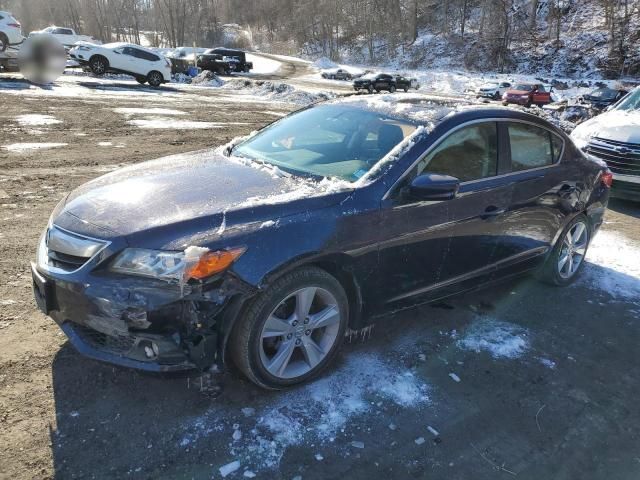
[[29, 26, 100, 48], [476, 81, 512, 100], [572, 86, 640, 201], [69, 42, 171, 86], [0, 11, 23, 52]]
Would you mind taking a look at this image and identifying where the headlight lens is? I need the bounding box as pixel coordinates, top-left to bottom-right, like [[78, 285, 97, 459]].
[[111, 249, 186, 281], [110, 247, 245, 282]]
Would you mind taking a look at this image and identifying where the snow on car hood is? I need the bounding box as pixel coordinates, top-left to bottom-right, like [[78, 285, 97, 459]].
[[55, 149, 352, 238], [571, 109, 640, 148]]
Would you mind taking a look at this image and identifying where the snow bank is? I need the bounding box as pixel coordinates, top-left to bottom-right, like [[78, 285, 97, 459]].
[[191, 71, 225, 87], [223, 79, 334, 105]]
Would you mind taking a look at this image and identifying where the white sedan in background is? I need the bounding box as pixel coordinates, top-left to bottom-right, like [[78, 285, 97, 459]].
[[69, 42, 171, 86], [29, 26, 100, 48]]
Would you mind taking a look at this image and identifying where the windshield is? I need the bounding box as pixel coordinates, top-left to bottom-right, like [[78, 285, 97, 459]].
[[233, 105, 417, 182], [589, 88, 617, 100], [514, 84, 533, 91], [614, 88, 640, 111]]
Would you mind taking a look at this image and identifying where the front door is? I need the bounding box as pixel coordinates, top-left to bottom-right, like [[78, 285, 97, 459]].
[[378, 121, 515, 310]]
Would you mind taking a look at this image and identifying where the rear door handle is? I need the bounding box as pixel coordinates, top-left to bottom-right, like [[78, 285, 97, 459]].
[[480, 205, 506, 220]]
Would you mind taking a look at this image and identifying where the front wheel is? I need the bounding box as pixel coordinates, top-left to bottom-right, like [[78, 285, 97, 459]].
[[367, 85, 374, 94], [147, 71, 163, 87], [230, 267, 348, 389], [538, 215, 590, 286], [403, 86, 409, 92], [0, 33, 8, 52], [89, 56, 108, 76]]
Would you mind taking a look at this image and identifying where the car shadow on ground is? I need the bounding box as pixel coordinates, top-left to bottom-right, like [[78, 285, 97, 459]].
[[48, 263, 640, 479], [0, 76, 54, 91], [75, 80, 181, 93], [608, 198, 640, 219]]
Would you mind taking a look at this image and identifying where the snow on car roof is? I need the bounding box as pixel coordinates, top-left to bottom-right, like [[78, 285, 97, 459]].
[[327, 94, 460, 127]]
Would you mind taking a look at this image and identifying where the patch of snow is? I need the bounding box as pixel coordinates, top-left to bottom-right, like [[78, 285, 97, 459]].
[[582, 230, 640, 302], [113, 107, 186, 116], [448, 373, 461, 383], [246, 53, 282, 74], [16, 114, 61, 126], [539, 358, 557, 369], [97, 142, 113, 147], [458, 318, 529, 359], [351, 441, 365, 449], [315, 453, 324, 461], [427, 425, 439, 436], [2, 143, 67, 152], [243, 471, 256, 478], [126, 118, 240, 129]]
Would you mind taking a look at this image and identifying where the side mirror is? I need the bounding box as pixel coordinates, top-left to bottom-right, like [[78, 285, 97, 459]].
[[408, 173, 460, 201]]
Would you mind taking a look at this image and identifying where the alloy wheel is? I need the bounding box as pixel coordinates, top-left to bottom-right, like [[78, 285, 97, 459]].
[[557, 221, 588, 279], [259, 286, 341, 380]]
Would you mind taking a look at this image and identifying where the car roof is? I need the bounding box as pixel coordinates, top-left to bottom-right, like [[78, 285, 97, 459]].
[[325, 95, 564, 132]]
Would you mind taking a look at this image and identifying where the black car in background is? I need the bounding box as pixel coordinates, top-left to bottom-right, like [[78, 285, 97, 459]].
[[33, 98, 610, 389], [196, 49, 236, 74], [207, 47, 253, 72], [353, 73, 396, 93], [395, 75, 420, 92], [582, 87, 628, 111]]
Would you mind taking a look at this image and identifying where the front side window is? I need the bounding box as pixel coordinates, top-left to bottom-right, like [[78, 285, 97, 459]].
[[415, 123, 498, 182], [508, 123, 559, 171], [233, 105, 417, 181]]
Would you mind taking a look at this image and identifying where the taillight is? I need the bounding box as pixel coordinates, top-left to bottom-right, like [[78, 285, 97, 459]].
[[601, 171, 613, 188]]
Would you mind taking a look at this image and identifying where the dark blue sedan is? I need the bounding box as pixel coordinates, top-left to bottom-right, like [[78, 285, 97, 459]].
[[32, 97, 611, 388]]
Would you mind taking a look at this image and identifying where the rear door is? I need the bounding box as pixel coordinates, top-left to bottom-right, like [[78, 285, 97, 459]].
[[495, 121, 567, 274]]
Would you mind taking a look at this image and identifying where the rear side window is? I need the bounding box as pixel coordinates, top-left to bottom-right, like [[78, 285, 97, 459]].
[[132, 49, 159, 62], [508, 123, 561, 171], [418, 122, 498, 182]]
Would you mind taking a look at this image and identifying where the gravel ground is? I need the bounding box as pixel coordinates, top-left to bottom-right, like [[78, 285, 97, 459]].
[[0, 63, 639, 480]]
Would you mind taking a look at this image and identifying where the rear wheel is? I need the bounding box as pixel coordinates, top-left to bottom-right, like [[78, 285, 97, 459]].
[[538, 215, 590, 286], [230, 266, 348, 389], [147, 71, 163, 87], [389, 85, 396, 93], [404, 86, 409, 92], [0, 33, 8, 52], [493, 92, 501, 100], [89, 56, 108, 76]]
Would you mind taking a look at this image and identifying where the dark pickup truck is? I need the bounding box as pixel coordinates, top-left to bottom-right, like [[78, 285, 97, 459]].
[[196, 49, 237, 74], [353, 73, 397, 93], [198, 47, 253, 73]]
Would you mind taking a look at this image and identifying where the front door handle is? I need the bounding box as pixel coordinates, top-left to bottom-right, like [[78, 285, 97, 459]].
[[480, 205, 506, 219]]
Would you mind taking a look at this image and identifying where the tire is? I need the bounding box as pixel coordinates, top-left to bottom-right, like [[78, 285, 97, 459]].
[[538, 214, 590, 286], [0, 33, 8, 53], [404, 86, 409, 92], [493, 92, 501, 100], [367, 85, 374, 94], [230, 266, 348, 389], [147, 71, 163, 87], [330, 75, 335, 80], [525, 100, 532, 108], [135, 76, 146, 85], [389, 85, 396, 93], [375, 88, 381, 93], [89, 56, 108, 76]]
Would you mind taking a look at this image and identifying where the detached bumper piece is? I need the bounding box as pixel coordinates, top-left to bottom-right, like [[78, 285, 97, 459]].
[[62, 321, 197, 372]]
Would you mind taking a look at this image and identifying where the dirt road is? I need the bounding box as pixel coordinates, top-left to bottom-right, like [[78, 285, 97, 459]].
[[1, 69, 639, 480]]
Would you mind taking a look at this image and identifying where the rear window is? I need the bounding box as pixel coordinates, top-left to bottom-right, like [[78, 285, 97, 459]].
[[508, 123, 562, 171]]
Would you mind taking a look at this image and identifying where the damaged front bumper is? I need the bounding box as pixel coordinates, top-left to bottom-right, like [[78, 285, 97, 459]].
[[31, 237, 253, 372]]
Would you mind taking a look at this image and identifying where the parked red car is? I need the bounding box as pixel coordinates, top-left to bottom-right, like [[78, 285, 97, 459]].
[[503, 83, 553, 107]]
